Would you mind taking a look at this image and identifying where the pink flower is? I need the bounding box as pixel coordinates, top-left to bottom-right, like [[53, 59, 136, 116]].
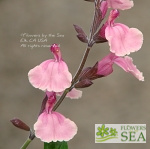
[[107, 0, 134, 10], [97, 53, 144, 81], [28, 44, 72, 92], [34, 92, 77, 142], [105, 9, 143, 56]]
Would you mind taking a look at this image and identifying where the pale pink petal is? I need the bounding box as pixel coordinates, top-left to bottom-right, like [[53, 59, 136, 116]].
[[125, 28, 143, 53], [28, 60, 53, 91], [50, 61, 72, 92], [66, 89, 82, 99], [57, 88, 82, 99], [114, 56, 144, 81], [105, 23, 143, 56], [28, 60, 72, 92], [34, 112, 77, 142], [107, 0, 134, 10]]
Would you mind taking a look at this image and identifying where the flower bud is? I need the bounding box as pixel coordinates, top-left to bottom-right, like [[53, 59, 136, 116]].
[[100, 1, 108, 19], [10, 118, 30, 131], [75, 79, 93, 88]]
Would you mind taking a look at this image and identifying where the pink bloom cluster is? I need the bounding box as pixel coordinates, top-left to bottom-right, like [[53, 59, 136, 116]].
[[98, 0, 144, 81], [27, 0, 144, 144], [28, 44, 81, 142]]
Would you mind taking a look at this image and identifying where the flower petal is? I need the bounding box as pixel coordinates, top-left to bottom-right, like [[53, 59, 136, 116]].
[[28, 60, 52, 91], [57, 88, 82, 99], [34, 112, 77, 142], [105, 23, 143, 56], [28, 60, 72, 92], [114, 56, 144, 81], [107, 0, 134, 10], [65, 88, 82, 99]]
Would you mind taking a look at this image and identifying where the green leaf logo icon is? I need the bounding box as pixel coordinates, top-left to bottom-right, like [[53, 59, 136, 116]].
[[96, 124, 109, 137], [96, 124, 118, 142]]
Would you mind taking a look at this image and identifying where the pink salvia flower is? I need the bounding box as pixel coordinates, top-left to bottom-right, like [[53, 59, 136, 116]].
[[97, 53, 144, 81], [34, 92, 77, 142], [28, 44, 72, 92], [107, 0, 134, 10], [105, 9, 143, 56]]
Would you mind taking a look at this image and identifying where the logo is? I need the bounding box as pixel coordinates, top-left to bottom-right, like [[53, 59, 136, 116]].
[[95, 124, 146, 143]]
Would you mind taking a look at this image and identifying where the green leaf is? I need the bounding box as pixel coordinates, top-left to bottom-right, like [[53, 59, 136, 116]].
[[44, 141, 68, 149]]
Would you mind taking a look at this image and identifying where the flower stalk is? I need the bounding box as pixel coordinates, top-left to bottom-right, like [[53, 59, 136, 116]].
[[53, 46, 91, 111], [21, 138, 32, 149], [21, 131, 35, 149]]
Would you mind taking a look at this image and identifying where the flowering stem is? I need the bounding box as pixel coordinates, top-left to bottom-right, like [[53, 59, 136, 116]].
[[52, 0, 99, 112], [20, 1, 96, 148], [72, 46, 91, 84], [20, 46, 91, 148], [20, 131, 35, 149], [53, 46, 91, 111], [52, 88, 70, 111], [20, 138, 32, 149]]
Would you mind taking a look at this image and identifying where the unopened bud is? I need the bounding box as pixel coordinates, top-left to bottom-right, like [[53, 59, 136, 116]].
[[100, 1, 108, 19], [75, 79, 93, 88], [80, 62, 103, 81], [10, 118, 30, 131]]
